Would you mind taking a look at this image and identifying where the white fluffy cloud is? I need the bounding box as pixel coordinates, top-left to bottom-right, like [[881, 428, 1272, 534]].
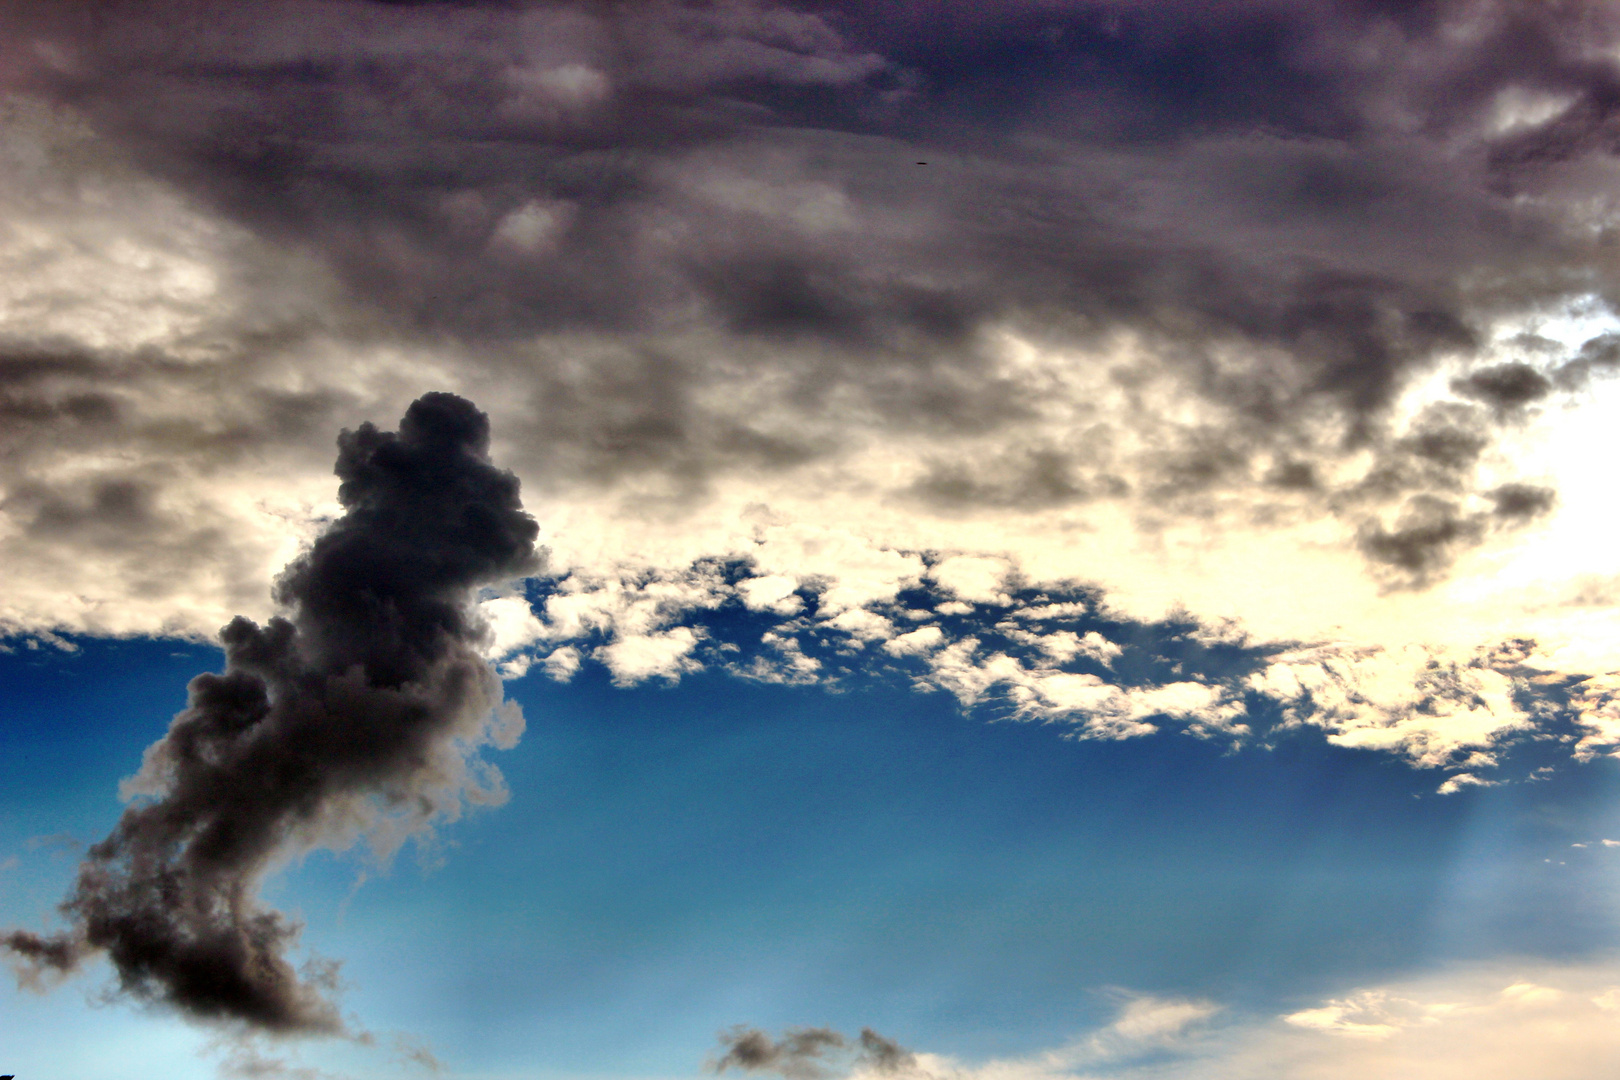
[[1249, 643, 1534, 768]]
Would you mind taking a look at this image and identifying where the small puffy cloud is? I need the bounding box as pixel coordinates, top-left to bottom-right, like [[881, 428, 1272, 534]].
[[712, 1026, 910, 1080], [1499, 982, 1563, 1007], [884, 626, 945, 658], [497, 654, 535, 680], [540, 568, 730, 644], [1105, 995, 1221, 1044], [1283, 991, 1418, 1039], [751, 526, 923, 617], [1010, 602, 1088, 621], [1000, 628, 1121, 667], [910, 637, 1243, 742], [1567, 673, 1620, 760], [739, 574, 803, 615], [734, 632, 821, 686], [825, 607, 894, 644], [525, 567, 733, 684], [931, 557, 1012, 606], [596, 627, 702, 686], [543, 645, 582, 682], [1437, 772, 1499, 795], [1249, 644, 1532, 768], [479, 596, 546, 660], [488, 199, 575, 256]]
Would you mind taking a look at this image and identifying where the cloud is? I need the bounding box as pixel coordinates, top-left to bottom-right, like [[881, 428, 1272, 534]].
[[5, 0, 1620, 638], [12, 11, 1620, 1072], [1567, 673, 1620, 761], [930, 557, 1013, 606], [3, 393, 540, 1034], [714, 1026, 919, 1080], [465, 558, 1606, 782], [734, 630, 823, 685], [391, 1033, 444, 1075], [715, 1026, 852, 1080], [739, 574, 804, 615], [1248, 642, 1534, 769], [543, 645, 583, 682], [883, 625, 945, 658], [711, 995, 1217, 1080], [478, 596, 547, 662], [901, 632, 1246, 741], [214, 1041, 335, 1080], [0, 2, 1619, 809], [1452, 363, 1554, 410], [598, 626, 704, 686], [1103, 996, 1220, 1045], [1436, 771, 1499, 795], [721, 962, 1620, 1080]]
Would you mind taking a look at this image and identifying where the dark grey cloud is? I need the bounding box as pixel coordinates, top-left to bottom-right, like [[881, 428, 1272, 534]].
[[1355, 477, 1554, 590], [716, 1027, 849, 1080], [1553, 330, 1620, 389], [2, 0, 1619, 622], [906, 446, 1127, 510], [852, 1029, 916, 1074], [1452, 362, 1553, 410], [3, 393, 539, 1033], [1357, 494, 1488, 588], [1401, 409, 1489, 473], [1489, 482, 1556, 520], [714, 1026, 917, 1080], [12, 2, 1605, 353]]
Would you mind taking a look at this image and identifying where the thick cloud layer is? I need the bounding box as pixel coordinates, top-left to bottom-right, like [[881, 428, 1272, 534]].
[[3, 393, 539, 1032], [1, 3, 1619, 811], [2, 1, 1614, 553]]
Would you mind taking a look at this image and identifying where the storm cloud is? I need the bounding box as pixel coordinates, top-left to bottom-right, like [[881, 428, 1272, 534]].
[[3, 393, 540, 1032], [2, 1, 1615, 554], [1, 1, 1619, 829]]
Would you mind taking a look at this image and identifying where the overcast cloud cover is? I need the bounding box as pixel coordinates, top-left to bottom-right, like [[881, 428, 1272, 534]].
[[4, 1, 1620, 1077]]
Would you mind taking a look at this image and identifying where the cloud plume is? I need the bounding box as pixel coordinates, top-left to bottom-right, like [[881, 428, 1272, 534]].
[[3, 392, 540, 1033]]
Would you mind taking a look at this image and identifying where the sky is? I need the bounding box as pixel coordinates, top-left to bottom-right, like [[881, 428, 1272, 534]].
[[5, 0, 1620, 1076]]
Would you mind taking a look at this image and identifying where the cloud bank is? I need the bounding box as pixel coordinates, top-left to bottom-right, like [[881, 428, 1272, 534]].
[[717, 961, 1620, 1080], [2, 3, 1620, 818]]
